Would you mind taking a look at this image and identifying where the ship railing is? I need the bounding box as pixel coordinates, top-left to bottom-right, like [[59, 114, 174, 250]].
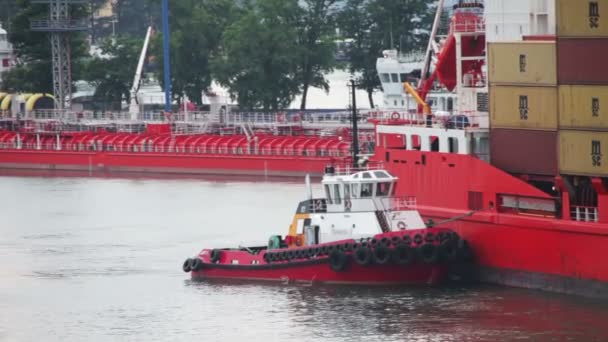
[[379, 196, 417, 211], [571, 206, 599, 223], [0, 141, 351, 158], [451, 18, 485, 33], [372, 111, 489, 130], [309, 196, 417, 214], [331, 162, 387, 176]]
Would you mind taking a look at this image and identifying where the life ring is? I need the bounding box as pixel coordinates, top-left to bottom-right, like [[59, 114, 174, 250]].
[[373, 245, 391, 265], [329, 250, 349, 272], [210, 249, 221, 263], [396, 221, 407, 230], [392, 244, 415, 265], [418, 243, 439, 264], [391, 112, 400, 120], [354, 246, 372, 266], [190, 258, 203, 271], [182, 258, 192, 272]]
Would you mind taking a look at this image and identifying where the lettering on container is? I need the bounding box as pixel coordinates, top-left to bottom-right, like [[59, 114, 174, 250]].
[[592, 140, 602, 167], [592, 97, 600, 117], [519, 54, 527, 73], [519, 95, 529, 120], [589, 1, 600, 29]]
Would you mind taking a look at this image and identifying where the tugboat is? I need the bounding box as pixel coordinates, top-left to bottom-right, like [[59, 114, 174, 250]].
[[182, 166, 473, 285]]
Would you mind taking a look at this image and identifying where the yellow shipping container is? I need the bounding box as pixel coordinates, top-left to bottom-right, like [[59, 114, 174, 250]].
[[559, 130, 608, 176], [559, 85, 608, 130], [557, 0, 608, 37], [488, 42, 556, 86], [490, 85, 558, 130]]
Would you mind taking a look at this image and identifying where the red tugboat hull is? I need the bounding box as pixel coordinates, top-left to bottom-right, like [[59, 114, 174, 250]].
[[186, 228, 467, 286], [192, 262, 447, 285]]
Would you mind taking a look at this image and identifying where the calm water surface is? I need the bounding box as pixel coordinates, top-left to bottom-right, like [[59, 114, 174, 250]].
[[0, 174, 607, 342]]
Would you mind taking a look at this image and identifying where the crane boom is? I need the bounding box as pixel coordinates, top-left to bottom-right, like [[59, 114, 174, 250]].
[[129, 26, 153, 119], [419, 0, 444, 90]]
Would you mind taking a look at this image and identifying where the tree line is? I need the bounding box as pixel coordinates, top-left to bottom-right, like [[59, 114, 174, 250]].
[[1, 0, 434, 111]]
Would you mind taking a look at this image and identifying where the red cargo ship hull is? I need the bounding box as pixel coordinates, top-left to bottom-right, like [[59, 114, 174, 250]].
[[376, 148, 608, 298], [0, 149, 338, 177]]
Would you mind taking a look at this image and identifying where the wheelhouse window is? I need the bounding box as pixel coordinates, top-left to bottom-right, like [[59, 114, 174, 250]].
[[344, 184, 351, 199], [376, 182, 391, 197], [361, 183, 373, 198], [324, 185, 333, 204], [334, 184, 342, 204], [380, 73, 390, 83], [352, 183, 359, 198], [391, 73, 399, 83]]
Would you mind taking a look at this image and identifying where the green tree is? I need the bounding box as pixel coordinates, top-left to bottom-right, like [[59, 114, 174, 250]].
[[295, 0, 338, 110], [339, 0, 434, 107], [83, 35, 143, 109], [212, 0, 302, 111], [151, 0, 241, 106], [2, 0, 90, 93]]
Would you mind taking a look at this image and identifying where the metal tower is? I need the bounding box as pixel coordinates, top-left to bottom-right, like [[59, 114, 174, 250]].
[[30, 0, 87, 109]]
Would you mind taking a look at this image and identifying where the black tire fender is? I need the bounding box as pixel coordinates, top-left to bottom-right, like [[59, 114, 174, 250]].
[[328, 250, 349, 272], [182, 258, 192, 273], [391, 244, 415, 265], [190, 258, 203, 271], [373, 245, 391, 265], [354, 246, 372, 266], [210, 249, 221, 263], [419, 243, 439, 264]]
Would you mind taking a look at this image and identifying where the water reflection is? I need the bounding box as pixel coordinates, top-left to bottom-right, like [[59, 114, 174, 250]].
[[1, 175, 608, 342]]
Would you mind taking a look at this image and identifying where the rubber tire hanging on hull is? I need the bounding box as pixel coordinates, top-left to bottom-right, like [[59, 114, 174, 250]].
[[210, 249, 221, 263], [354, 246, 372, 266], [182, 259, 192, 272], [373, 245, 391, 265], [419, 243, 439, 264], [391, 244, 415, 265], [329, 250, 349, 272], [191, 258, 203, 271]]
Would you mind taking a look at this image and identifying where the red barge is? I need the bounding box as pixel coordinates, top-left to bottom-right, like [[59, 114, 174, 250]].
[[183, 168, 473, 285], [0, 114, 366, 177]]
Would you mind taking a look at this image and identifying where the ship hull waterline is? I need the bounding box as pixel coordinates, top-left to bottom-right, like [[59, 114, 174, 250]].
[[0, 150, 344, 177]]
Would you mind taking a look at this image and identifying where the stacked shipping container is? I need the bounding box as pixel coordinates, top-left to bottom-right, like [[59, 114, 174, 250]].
[[488, 0, 608, 177], [557, 0, 608, 177], [488, 41, 558, 175]]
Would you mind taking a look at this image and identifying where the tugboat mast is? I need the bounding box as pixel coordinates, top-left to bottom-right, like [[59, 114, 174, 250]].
[[350, 79, 359, 168], [161, 0, 172, 113]]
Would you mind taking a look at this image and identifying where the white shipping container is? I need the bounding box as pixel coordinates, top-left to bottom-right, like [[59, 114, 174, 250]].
[[484, 0, 555, 41], [485, 0, 530, 42]]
